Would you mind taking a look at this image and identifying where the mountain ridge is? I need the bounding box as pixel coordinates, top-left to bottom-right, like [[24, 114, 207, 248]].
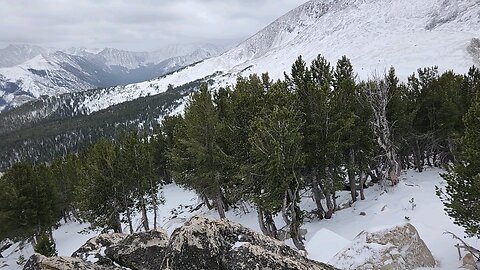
[[56, 0, 480, 116]]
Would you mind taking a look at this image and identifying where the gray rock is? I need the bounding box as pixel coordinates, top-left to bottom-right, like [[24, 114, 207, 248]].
[[162, 216, 338, 270], [23, 254, 118, 270], [72, 233, 128, 266], [330, 223, 436, 270], [467, 38, 480, 66], [105, 229, 169, 270], [27, 217, 339, 270]]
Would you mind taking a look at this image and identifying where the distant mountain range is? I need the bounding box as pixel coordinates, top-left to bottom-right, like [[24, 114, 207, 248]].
[[0, 43, 225, 111]]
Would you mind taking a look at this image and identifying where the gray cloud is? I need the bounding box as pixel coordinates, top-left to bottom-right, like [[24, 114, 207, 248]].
[[0, 0, 308, 51]]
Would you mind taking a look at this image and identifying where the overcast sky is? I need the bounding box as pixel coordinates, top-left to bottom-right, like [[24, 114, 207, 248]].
[[0, 0, 308, 51]]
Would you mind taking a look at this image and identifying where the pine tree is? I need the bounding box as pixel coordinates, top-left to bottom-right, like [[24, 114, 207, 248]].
[[332, 56, 362, 201], [168, 84, 231, 218], [75, 139, 123, 233], [249, 82, 306, 250], [34, 231, 57, 257], [0, 163, 59, 240], [50, 154, 81, 222], [440, 89, 480, 237]]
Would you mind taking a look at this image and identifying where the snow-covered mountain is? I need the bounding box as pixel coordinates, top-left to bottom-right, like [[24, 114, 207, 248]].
[[0, 44, 224, 111], [59, 0, 480, 115], [0, 44, 50, 68]]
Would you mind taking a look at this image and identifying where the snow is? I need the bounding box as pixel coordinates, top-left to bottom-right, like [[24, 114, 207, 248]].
[[1, 168, 479, 270], [303, 168, 480, 269], [305, 228, 351, 263], [68, 0, 480, 115]]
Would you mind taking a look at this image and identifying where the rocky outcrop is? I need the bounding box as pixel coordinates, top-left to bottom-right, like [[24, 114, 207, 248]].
[[162, 216, 337, 270], [468, 38, 480, 66], [72, 233, 127, 266], [25, 216, 338, 270], [23, 254, 118, 270], [105, 229, 169, 270], [330, 223, 436, 270]]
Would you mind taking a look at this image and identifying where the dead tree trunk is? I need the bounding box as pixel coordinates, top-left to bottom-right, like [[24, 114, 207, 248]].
[[365, 77, 401, 186]]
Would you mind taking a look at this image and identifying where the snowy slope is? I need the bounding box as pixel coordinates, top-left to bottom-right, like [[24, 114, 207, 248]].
[[73, 0, 480, 115], [1, 169, 477, 270]]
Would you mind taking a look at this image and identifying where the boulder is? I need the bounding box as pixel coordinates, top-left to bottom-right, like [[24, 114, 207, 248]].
[[26, 217, 339, 270], [72, 233, 127, 266], [0, 238, 13, 256], [330, 223, 436, 270], [23, 254, 118, 270], [162, 216, 338, 270], [105, 229, 169, 270]]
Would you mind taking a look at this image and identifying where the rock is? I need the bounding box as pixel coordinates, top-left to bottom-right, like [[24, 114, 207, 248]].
[[162, 216, 338, 270], [105, 229, 169, 270], [330, 223, 436, 270], [359, 212, 366, 216], [0, 238, 13, 255], [462, 253, 477, 270], [72, 233, 127, 266], [23, 254, 118, 270]]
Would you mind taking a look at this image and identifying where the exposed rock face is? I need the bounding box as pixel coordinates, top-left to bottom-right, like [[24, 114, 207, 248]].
[[467, 38, 480, 66], [105, 229, 169, 270], [72, 233, 127, 266], [330, 223, 436, 270], [25, 217, 339, 270], [162, 216, 337, 270], [23, 254, 117, 270]]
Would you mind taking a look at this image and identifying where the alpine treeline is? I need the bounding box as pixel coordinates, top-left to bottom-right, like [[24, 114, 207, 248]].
[[0, 54, 479, 251]]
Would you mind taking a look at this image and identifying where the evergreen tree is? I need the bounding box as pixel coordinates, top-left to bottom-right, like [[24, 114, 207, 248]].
[[332, 56, 362, 200], [440, 90, 480, 237], [50, 154, 82, 222], [168, 84, 231, 218], [34, 231, 57, 257], [0, 163, 58, 240], [249, 82, 306, 250], [75, 139, 123, 232]]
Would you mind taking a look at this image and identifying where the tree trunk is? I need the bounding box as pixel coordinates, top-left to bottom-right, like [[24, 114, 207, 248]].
[[348, 170, 356, 203], [216, 191, 226, 219], [153, 200, 158, 230], [257, 208, 278, 239], [149, 178, 158, 230], [257, 208, 269, 236], [265, 211, 278, 239], [113, 209, 122, 233], [140, 196, 149, 231], [359, 171, 367, 200], [287, 188, 305, 251], [311, 169, 325, 219], [125, 205, 134, 234], [348, 150, 357, 202], [321, 168, 335, 219], [201, 192, 213, 209], [366, 78, 401, 186], [332, 191, 338, 212]]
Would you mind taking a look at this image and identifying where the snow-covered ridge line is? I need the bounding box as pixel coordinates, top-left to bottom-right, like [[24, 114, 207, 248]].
[[70, 0, 480, 114]]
